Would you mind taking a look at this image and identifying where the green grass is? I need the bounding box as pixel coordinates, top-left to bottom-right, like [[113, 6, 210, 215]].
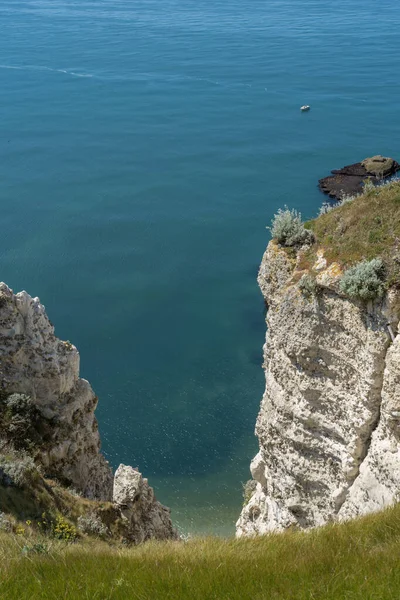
[[302, 180, 400, 283], [2, 504, 400, 599]]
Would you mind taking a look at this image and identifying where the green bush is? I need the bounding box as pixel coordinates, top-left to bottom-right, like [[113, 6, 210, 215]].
[[51, 515, 77, 542], [363, 177, 376, 193], [270, 207, 314, 247], [318, 203, 333, 216], [21, 543, 50, 556], [77, 513, 109, 539], [299, 274, 320, 297], [0, 512, 13, 532], [318, 195, 357, 217], [0, 392, 53, 451], [339, 258, 386, 301], [0, 455, 37, 488]]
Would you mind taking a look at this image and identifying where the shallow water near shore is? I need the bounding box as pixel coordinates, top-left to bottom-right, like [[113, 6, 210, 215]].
[[0, 0, 399, 535]]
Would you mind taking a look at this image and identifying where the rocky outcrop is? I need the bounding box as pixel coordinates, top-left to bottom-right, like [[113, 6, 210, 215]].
[[113, 465, 177, 543], [0, 282, 112, 499], [0, 283, 177, 543], [236, 242, 400, 536], [319, 155, 399, 200]]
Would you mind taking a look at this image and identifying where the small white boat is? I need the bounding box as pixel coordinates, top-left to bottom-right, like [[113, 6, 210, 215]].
[[300, 105, 310, 112]]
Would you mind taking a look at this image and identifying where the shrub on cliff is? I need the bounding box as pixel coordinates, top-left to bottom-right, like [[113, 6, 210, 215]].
[[339, 258, 386, 301], [0, 455, 37, 488], [77, 513, 109, 539], [270, 207, 314, 247], [0, 512, 13, 532], [299, 273, 320, 297], [318, 194, 357, 216], [0, 393, 52, 451], [51, 515, 77, 542]]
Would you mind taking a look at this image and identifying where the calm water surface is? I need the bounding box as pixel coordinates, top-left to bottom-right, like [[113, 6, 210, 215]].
[[0, 0, 399, 534]]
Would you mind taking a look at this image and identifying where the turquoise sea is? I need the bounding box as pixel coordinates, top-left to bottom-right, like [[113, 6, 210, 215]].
[[0, 0, 399, 535]]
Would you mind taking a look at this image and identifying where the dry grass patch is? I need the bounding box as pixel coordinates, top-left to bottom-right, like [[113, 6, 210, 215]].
[[303, 180, 400, 284]]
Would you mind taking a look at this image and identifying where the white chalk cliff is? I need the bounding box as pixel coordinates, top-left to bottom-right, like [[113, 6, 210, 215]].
[[237, 241, 400, 535], [0, 283, 176, 542]]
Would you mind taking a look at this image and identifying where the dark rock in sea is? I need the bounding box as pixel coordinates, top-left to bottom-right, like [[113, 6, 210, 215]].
[[319, 155, 400, 200]]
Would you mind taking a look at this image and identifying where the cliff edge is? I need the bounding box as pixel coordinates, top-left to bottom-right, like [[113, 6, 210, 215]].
[[0, 283, 176, 543], [237, 179, 400, 535]]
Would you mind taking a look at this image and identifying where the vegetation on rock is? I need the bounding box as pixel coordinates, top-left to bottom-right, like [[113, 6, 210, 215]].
[[361, 155, 397, 178], [0, 511, 13, 532], [339, 258, 386, 301], [299, 179, 400, 289], [298, 273, 320, 297], [51, 514, 77, 542], [270, 207, 314, 247], [0, 454, 38, 488], [0, 392, 53, 453], [77, 512, 110, 539]]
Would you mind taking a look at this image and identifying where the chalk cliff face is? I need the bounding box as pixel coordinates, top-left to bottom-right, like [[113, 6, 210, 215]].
[[237, 241, 400, 536], [0, 283, 176, 542], [0, 282, 112, 499]]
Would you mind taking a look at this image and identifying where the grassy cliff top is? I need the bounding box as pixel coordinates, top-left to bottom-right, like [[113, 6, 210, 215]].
[[1, 503, 400, 599], [303, 179, 400, 283]]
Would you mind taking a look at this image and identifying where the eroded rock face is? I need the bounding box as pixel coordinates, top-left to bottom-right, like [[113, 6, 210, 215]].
[[113, 464, 178, 543], [0, 283, 177, 542], [0, 282, 113, 499], [236, 242, 400, 536], [338, 332, 400, 519]]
